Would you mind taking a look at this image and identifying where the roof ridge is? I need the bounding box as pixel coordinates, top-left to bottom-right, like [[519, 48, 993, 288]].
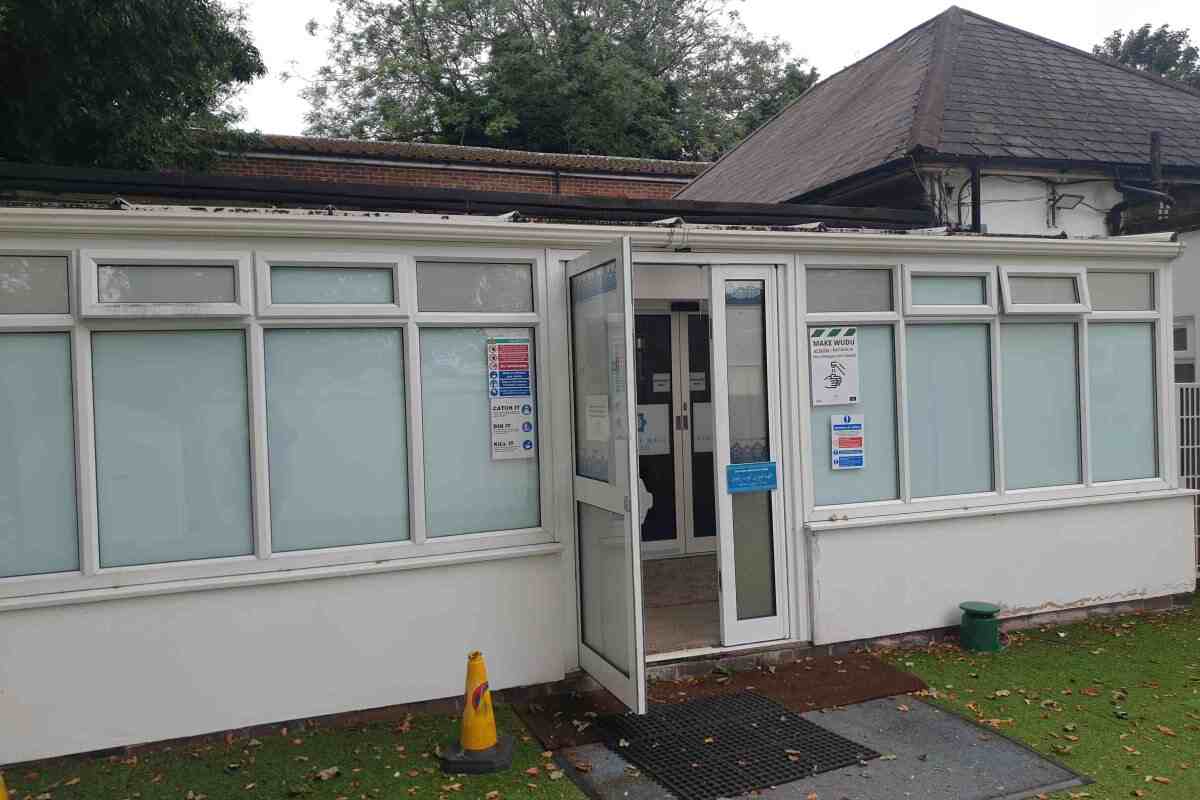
[[907, 6, 963, 153], [956, 6, 1200, 103], [679, 9, 949, 197]]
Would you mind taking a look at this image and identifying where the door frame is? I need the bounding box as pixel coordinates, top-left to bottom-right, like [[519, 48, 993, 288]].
[[709, 264, 791, 646], [634, 305, 718, 559], [566, 237, 647, 713]]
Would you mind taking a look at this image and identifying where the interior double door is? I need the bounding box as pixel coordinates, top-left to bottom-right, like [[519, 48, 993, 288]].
[[635, 309, 717, 558]]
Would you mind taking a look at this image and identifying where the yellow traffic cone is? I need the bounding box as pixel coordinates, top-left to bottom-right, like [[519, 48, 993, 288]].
[[0, 771, 8, 800], [439, 650, 514, 774]]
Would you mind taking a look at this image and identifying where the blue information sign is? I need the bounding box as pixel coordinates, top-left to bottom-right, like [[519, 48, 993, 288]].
[[726, 461, 778, 494]]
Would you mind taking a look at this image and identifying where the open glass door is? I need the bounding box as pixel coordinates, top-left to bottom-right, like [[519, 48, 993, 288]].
[[568, 237, 646, 713], [709, 266, 789, 646]]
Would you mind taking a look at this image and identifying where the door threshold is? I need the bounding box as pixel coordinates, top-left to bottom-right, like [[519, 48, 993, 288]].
[[646, 637, 808, 664]]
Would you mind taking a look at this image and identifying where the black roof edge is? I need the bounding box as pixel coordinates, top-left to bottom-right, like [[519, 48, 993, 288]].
[[0, 161, 933, 227], [790, 158, 918, 204], [793, 152, 1200, 204]]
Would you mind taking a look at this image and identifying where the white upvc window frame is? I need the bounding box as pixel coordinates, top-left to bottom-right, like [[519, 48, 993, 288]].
[[800, 257, 1170, 525], [79, 248, 253, 318], [0, 242, 557, 609], [902, 264, 998, 316], [255, 252, 410, 318], [0, 247, 76, 328], [998, 264, 1091, 315]]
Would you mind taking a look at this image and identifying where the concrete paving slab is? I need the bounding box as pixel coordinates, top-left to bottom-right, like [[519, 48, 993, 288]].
[[557, 698, 1087, 800]]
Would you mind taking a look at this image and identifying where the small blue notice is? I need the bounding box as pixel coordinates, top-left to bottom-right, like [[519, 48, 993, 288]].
[[726, 461, 778, 494]]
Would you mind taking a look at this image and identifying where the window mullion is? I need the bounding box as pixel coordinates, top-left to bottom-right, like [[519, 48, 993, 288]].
[[406, 319, 428, 545], [895, 319, 912, 503], [72, 325, 100, 576], [1079, 320, 1092, 486], [990, 317, 1006, 495], [247, 322, 272, 559]]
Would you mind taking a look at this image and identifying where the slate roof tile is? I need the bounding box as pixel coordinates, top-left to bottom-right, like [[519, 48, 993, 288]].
[[680, 5, 1200, 201]]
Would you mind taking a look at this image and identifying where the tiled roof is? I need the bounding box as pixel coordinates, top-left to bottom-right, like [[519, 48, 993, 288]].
[[679, 6, 1200, 203], [248, 134, 710, 178]]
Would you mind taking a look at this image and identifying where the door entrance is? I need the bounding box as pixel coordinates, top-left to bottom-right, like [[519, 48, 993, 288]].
[[567, 238, 646, 712], [635, 265, 790, 656]]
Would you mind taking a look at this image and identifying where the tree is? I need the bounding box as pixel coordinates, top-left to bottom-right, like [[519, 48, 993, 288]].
[[0, 0, 266, 170], [301, 0, 817, 161], [1093, 24, 1200, 90]]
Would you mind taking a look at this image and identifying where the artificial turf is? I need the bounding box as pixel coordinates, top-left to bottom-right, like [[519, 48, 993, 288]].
[[885, 596, 1200, 799], [1, 706, 587, 800]]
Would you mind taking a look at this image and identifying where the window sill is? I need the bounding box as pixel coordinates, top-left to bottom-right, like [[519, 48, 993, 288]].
[[805, 488, 1197, 533], [0, 541, 564, 613]]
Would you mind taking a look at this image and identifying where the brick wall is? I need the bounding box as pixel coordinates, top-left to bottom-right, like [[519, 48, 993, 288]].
[[211, 155, 689, 200]]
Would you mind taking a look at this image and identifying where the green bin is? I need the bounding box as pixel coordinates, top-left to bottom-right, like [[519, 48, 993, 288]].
[[959, 601, 1002, 652]]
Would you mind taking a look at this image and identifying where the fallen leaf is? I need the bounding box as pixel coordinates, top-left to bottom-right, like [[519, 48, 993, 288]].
[[524, 767, 539, 777], [314, 767, 341, 781], [1156, 725, 1177, 737]]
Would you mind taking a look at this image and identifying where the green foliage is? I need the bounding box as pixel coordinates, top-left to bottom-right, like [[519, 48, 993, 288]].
[[0, 0, 266, 170], [2, 706, 585, 800], [1094, 23, 1200, 90], [302, 0, 817, 160]]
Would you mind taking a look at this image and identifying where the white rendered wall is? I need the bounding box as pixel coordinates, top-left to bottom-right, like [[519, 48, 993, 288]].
[[1172, 230, 1200, 332], [0, 552, 565, 764], [807, 495, 1196, 645], [930, 169, 1123, 238]]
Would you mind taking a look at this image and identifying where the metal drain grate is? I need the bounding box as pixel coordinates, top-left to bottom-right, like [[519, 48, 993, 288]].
[[600, 692, 879, 800]]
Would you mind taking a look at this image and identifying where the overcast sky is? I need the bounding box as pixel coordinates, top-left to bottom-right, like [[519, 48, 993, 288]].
[[235, 0, 1200, 138]]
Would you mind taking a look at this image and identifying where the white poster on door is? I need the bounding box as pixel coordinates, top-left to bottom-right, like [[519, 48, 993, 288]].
[[636, 404, 671, 455], [692, 402, 714, 453], [487, 335, 536, 460], [810, 327, 859, 406], [585, 394, 610, 441]]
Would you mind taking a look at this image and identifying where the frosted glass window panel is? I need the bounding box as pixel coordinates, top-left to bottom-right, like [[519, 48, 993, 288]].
[[421, 328, 539, 536], [722, 281, 776, 620], [906, 325, 994, 497], [417, 261, 533, 312], [270, 267, 394, 305], [911, 275, 986, 306], [811, 326, 899, 504], [266, 329, 410, 550], [93, 331, 253, 567], [577, 502, 632, 675], [806, 268, 892, 312], [0, 256, 69, 314], [98, 264, 236, 303], [0, 334, 78, 577], [1008, 275, 1077, 304], [1001, 323, 1081, 489], [1088, 272, 1154, 311], [571, 263, 624, 483], [1089, 323, 1157, 481]]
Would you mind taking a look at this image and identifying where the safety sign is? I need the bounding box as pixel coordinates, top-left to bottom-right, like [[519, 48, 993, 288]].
[[726, 461, 778, 493], [810, 327, 859, 406], [830, 414, 865, 470], [487, 335, 536, 460]]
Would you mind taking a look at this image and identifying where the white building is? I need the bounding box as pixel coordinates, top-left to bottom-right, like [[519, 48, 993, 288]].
[[0, 204, 1192, 763]]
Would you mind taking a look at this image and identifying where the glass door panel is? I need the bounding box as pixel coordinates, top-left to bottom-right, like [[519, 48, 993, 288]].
[[709, 268, 788, 646], [635, 313, 678, 553], [687, 312, 718, 552], [567, 238, 646, 712]]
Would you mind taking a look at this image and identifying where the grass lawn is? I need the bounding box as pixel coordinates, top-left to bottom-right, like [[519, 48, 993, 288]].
[[885, 597, 1200, 799], [2, 706, 587, 800]]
